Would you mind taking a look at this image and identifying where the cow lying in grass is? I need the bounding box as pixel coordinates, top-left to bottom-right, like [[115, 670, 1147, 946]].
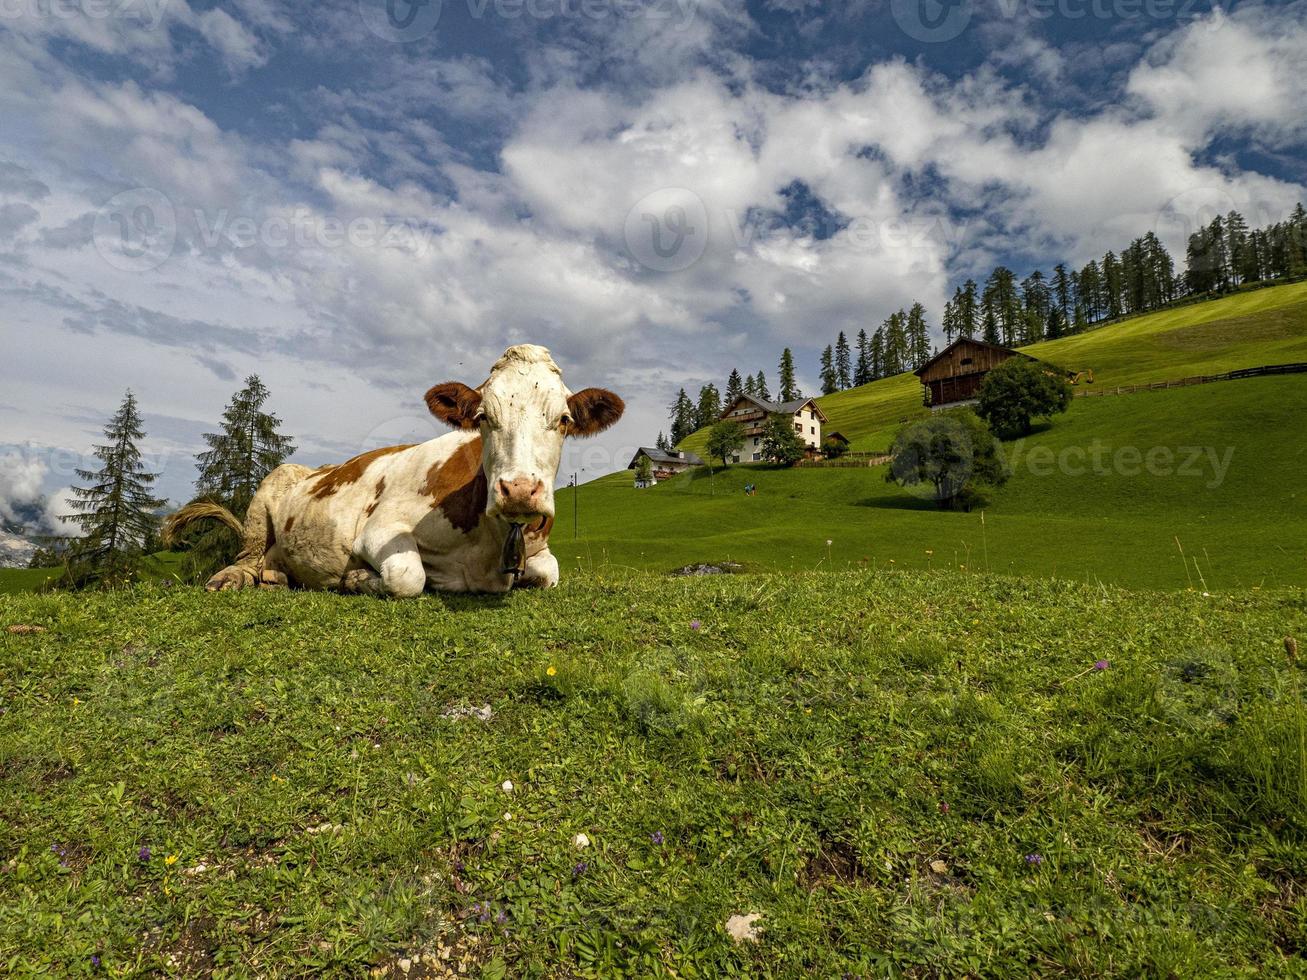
[[163, 345, 623, 595]]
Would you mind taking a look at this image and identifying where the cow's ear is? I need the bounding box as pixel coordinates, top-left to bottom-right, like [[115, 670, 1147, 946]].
[[566, 388, 625, 437], [425, 383, 482, 430]]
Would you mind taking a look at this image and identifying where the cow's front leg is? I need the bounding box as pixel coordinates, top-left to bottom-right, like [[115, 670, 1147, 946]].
[[517, 547, 559, 589], [349, 528, 427, 598]]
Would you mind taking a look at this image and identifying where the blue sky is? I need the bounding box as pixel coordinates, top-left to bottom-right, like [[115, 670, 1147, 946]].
[[1, 0, 1304, 521]]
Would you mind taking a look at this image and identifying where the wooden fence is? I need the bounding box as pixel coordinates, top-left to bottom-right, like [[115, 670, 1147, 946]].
[[796, 452, 892, 468], [1074, 362, 1307, 398]]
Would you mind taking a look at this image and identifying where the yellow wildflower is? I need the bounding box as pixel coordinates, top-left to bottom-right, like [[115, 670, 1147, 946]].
[[546, 666, 557, 677], [165, 853, 179, 866]]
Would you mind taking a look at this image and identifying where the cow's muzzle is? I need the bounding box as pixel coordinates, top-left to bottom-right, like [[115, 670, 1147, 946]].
[[494, 476, 547, 522]]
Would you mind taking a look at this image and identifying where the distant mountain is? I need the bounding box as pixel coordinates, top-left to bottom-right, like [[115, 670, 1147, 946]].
[[0, 527, 37, 568]]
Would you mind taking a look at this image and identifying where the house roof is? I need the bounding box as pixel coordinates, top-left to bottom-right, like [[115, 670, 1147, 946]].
[[721, 393, 829, 423], [824, 430, 850, 443], [628, 447, 704, 469], [913, 337, 1035, 378]]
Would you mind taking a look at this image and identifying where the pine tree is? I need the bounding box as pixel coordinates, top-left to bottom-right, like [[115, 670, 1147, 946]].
[[1226, 211, 1251, 285], [983, 267, 1020, 345], [982, 305, 1000, 345], [883, 311, 909, 375], [668, 388, 697, 444], [743, 373, 758, 397], [777, 349, 799, 401], [819, 345, 838, 395], [834, 332, 852, 389], [724, 369, 744, 404], [695, 383, 722, 428], [1052, 264, 1072, 327], [906, 302, 931, 369], [61, 390, 166, 587], [1019, 270, 1048, 345], [854, 329, 872, 385], [655, 431, 670, 452], [195, 375, 296, 517], [869, 328, 885, 380], [754, 371, 770, 401], [958, 279, 978, 338]]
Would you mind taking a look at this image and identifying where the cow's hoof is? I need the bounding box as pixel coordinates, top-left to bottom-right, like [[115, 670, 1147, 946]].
[[259, 569, 289, 589], [341, 568, 382, 595], [205, 567, 255, 591]]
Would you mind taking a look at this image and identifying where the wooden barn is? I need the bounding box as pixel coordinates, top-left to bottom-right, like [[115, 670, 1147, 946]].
[[915, 337, 1036, 409]]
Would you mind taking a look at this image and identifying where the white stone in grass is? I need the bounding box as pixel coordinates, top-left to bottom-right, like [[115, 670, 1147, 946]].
[[501, 780, 513, 793], [503, 812, 513, 821], [573, 832, 590, 849], [725, 912, 763, 943]]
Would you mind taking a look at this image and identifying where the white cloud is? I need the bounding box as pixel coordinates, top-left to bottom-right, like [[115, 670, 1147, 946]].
[[1126, 5, 1307, 146]]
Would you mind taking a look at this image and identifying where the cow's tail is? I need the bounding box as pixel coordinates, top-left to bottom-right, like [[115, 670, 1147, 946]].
[[161, 501, 245, 548]]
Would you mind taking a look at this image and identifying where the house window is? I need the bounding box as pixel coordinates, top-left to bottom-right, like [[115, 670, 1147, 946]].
[[810, 426, 815, 434], [794, 422, 802, 432], [753, 437, 759, 446], [961, 357, 974, 366], [752, 452, 760, 461]]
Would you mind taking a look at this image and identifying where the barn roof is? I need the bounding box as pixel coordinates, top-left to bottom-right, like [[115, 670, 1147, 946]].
[[913, 337, 1036, 378], [628, 447, 704, 468]]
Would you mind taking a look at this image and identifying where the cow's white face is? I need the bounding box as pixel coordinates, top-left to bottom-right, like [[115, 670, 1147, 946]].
[[425, 345, 624, 523]]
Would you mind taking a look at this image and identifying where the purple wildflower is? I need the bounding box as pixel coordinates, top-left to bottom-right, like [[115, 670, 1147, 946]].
[[573, 861, 588, 877], [650, 831, 665, 845], [495, 909, 507, 924], [1093, 659, 1109, 671], [1024, 853, 1044, 865], [91, 955, 100, 968], [480, 906, 492, 922], [138, 845, 151, 862], [689, 620, 701, 631]]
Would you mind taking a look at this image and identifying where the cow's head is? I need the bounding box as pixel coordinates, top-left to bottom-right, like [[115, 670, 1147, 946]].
[[425, 345, 624, 523]]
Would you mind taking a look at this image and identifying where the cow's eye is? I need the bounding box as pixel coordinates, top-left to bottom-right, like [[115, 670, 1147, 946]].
[[559, 413, 573, 429]]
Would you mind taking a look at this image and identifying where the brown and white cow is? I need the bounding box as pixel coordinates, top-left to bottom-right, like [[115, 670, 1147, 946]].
[[163, 345, 623, 595]]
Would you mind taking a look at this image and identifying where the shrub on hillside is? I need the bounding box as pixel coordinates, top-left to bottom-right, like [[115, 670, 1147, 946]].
[[887, 408, 1007, 510], [977, 358, 1072, 436], [761, 413, 806, 466], [822, 436, 849, 458], [706, 420, 745, 466]]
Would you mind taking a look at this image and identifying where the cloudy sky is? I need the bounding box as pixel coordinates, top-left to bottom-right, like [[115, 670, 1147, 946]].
[[1, 0, 1304, 522]]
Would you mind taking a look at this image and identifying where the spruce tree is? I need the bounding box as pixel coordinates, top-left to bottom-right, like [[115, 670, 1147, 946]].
[[182, 375, 295, 583], [668, 388, 696, 443], [819, 345, 838, 395], [906, 302, 931, 369], [834, 332, 852, 389], [959, 279, 978, 338], [869, 328, 885, 380], [754, 371, 771, 401], [854, 329, 872, 385], [195, 375, 296, 517], [777, 349, 800, 402], [724, 369, 744, 404], [1052, 264, 1072, 326], [695, 383, 722, 428], [62, 390, 166, 587], [743, 373, 758, 397]]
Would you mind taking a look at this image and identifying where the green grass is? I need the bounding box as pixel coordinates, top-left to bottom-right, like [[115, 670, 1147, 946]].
[[558, 375, 1307, 590], [0, 553, 186, 597], [681, 280, 1307, 457], [2, 576, 1305, 976]]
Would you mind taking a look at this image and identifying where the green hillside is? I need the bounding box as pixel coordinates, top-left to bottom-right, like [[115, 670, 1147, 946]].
[[3, 576, 1305, 975], [681, 280, 1307, 456], [559, 374, 1307, 589]]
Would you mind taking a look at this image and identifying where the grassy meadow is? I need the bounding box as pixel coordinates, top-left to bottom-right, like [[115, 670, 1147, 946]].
[[678, 279, 1307, 457], [557, 374, 1307, 590], [3, 575, 1306, 976]]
